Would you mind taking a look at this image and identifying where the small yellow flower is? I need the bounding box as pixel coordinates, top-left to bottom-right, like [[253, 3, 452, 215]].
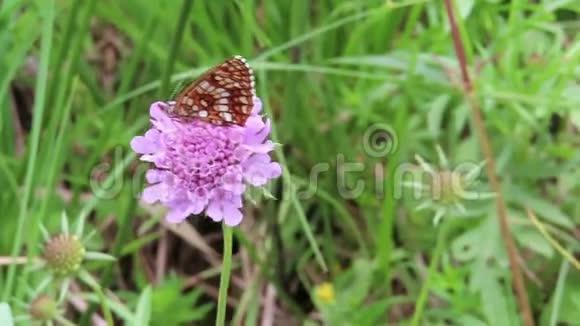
[[314, 282, 335, 304]]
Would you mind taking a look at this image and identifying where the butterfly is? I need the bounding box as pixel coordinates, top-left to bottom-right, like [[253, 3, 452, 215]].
[[168, 55, 255, 126]]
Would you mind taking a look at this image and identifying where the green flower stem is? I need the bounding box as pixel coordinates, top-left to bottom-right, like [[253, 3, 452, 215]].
[[78, 270, 114, 326], [78, 197, 136, 326], [410, 220, 452, 326], [216, 225, 233, 326]]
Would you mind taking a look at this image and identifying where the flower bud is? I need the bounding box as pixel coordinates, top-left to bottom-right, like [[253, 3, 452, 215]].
[[43, 234, 85, 276], [30, 295, 57, 322]]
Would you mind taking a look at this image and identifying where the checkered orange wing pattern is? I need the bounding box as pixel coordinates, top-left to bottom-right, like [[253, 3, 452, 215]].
[[171, 56, 255, 126]]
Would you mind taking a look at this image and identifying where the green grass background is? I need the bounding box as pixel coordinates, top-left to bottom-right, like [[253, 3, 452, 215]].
[[1, 0, 579, 324]]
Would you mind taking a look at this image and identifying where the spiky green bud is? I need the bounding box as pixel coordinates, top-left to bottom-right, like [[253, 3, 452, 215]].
[[429, 170, 466, 204], [29, 295, 58, 322], [43, 234, 85, 276]]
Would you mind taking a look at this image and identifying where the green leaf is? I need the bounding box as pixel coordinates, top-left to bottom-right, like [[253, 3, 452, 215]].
[[471, 262, 512, 326], [120, 232, 161, 256], [84, 251, 117, 262], [457, 314, 487, 326], [457, 0, 475, 18], [427, 94, 449, 137], [571, 108, 580, 128], [140, 274, 214, 324], [337, 259, 375, 307], [507, 187, 573, 229], [513, 227, 554, 258], [542, 269, 580, 324], [451, 228, 481, 262], [351, 299, 390, 325], [0, 303, 13, 326], [134, 286, 152, 326]]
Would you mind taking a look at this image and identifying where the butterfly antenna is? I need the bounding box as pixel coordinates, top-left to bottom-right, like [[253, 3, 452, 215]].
[[169, 80, 187, 99]]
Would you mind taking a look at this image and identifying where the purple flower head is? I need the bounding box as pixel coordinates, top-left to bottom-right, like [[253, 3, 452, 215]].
[[131, 98, 281, 226]]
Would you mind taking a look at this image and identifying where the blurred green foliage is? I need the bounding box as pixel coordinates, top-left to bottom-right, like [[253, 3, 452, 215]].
[[0, 0, 579, 324]]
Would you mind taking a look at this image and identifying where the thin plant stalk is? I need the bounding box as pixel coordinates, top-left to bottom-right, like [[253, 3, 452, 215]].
[[443, 1, 534, 325], [158, 0, 193, 97], [216, 225, 233, 326], [410, 220, 451, 326], [2, 0, 55, 300]]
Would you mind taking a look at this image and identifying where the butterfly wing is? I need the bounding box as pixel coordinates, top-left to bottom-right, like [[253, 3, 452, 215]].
[[172, 56, 255, 126]]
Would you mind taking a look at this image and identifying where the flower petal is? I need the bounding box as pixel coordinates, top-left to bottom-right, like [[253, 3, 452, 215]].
[[223, 182, 246, 194], [131, 136, 157, 154], [150, 102, 177, 131], [150, 102, 168, 121], [166, 205, 190, 223], [223, 205, 243, 226], [166, 195, 205, 223], [243, 140, 275, 154], [140, 154, 157, 163], [146, 169, 164, 183], [221, 171, 245, 194], [130, 136, 148, 153], [243, 117, 269, 144], [187, 189, 209, 214], [243, 154, 282, 186], [266, 162, 282, 178], [206, 201, 224, 222], [142, 184, 166, 203], [251, 97, 263, 114], [189, 201, 206, 215]]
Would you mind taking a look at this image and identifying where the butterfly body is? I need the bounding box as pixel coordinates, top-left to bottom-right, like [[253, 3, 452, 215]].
[[170, 55, 255, 126]]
